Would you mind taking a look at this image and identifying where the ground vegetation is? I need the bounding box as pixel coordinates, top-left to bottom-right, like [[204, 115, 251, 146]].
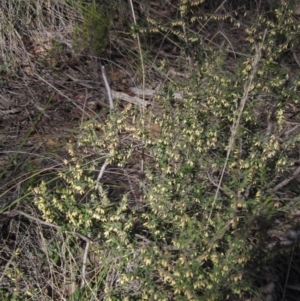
[[1, 0, 300, 300]]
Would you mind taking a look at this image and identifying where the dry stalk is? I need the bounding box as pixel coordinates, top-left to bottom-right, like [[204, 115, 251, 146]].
[[81, 241, 90, 289], [207, 29, 267, 228], [95, 160, 109, 190], [101, 64, 114, 110], [129, 0, 146, 109]]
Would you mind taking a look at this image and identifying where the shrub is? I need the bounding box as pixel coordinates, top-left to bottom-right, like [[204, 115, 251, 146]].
[[4, 0, 300, 300], [72, 0, 110, 55]]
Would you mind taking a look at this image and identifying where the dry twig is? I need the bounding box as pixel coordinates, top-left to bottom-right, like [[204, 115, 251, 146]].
[[207, 29, 267, 228]]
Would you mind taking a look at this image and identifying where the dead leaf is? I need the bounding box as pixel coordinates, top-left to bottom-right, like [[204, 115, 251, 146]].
[[46, 139, 58, 146], [62, 282, 78, 296], [23, 65, 34, 76]]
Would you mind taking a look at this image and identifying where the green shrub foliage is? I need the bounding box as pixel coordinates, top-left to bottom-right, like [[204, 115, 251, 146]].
[[33, 1, 300, 300], [72, 0, 109, 55]]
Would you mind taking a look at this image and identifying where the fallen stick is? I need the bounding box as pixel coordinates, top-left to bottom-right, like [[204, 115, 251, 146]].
[[111, 90, 151, 107], [129, 87, 183, 100]]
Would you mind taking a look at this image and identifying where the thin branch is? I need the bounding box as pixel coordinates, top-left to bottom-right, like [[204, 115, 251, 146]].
[[80, 88, 88, 129], [293, 51, 300, 68], [129, 87, 183, 100], [129, 0, 146, 107], [34, 72, 91, 117], [95, 160, 109, 190], [270, 165, 300, 193], [101, 64, 114, 110], [111, 90, 150, 107], [207, 30, 267, 228], [180, 10, 193, 70], [81, 241, 90, 289], [206, 172, 230, 197]]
